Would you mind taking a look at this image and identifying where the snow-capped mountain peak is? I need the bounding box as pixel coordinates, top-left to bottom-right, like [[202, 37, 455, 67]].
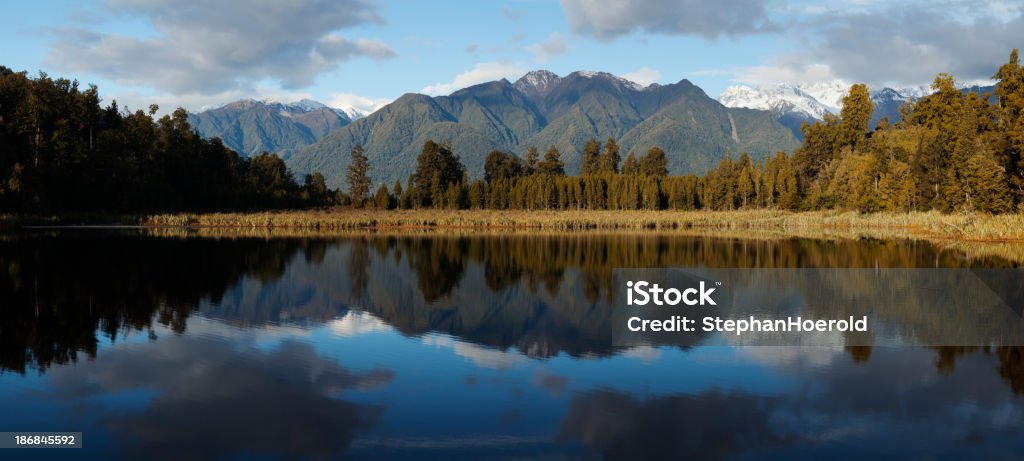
[[265, 98, 358, 120], [717, 80, 952, 122], [718, 83, 839, 120], [889, 79, 995, 100], [515, 70, 560, 89], [213, 98, 313, 111], [571, 70, 649, 91], [285, 98, 329, 111], [514, 69, 651, 97], [792, 81, 850, 111], [718, 78, 998, 131], [870, 87, 909, 103], [513, 70, 562, 98]]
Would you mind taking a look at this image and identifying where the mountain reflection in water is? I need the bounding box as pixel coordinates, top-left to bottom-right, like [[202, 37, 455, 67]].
[[0, 231, 1022, 460]]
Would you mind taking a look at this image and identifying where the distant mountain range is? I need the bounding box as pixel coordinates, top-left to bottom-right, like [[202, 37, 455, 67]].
[[193, 74, 1004, 189], [188, 99, 359, 158], [190, 75, 1004, 188], [718, 81, 996, 136], [277, 71, 798, 188]]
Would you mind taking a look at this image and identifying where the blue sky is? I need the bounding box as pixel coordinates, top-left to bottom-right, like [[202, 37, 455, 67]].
[[1, 0, 1021, 114]]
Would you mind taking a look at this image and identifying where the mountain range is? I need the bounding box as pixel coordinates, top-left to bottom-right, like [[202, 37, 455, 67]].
[[188, 99, 358, 158], [280, 71, 798, 188], [193, 73, 1000, 189], [190, 74, 1004, 189]]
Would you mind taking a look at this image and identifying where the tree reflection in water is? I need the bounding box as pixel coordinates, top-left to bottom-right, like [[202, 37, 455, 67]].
[[1, 231, 1023, 395]]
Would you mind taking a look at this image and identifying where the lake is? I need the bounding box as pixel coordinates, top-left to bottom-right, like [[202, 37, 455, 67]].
[[1, 230, 1023, 460]]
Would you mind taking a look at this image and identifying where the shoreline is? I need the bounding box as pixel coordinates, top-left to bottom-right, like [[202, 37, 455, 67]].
[[144, 209, 1024, 242], [6, 209, 1024, 263], [7, 209, 1024, 242]]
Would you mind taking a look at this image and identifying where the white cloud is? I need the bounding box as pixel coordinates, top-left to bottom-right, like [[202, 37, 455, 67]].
[[527, 32, 568, 63], [620, 67, 662, 86], [420, 61, 529, 96], [560, 0, 1023, 88], [798, 7, 1024, 87], [736, 346, 842, 368], [732, 63, 837, 86], [421, 334, 527, 370], [560, 0, 775, 40], [46, 0, 395, 95], [725, 2, 1024, 88], [986, 1, 1023, 17]]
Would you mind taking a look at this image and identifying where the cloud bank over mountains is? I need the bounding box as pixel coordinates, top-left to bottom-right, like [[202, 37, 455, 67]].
[[47, 0, 394, 95], [560, 0, 1022, 88], [29, 0, 1024, 114]]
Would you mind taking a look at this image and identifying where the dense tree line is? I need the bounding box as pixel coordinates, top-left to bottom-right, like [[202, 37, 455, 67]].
[[357, 137, 696, 211], [0, 66, 333, 212], [364, 50, 1024, 214]]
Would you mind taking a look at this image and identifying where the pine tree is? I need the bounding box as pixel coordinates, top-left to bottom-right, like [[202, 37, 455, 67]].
[[411, 140, 465, 208], [822, 151, 881, 211], [468, 180, 486, 208], [537, 145, 565, 175], [994, 49, 1024, 201], [430, 170, 444, 206], [622, 152, 639, 175], [523, 146, 539, 175], [964, 149, 1013, 212], [374, 184, 391, 209], [347, 144, 371, 207], [484, 150, 522, 182], [995, 49, 1024, 119], [248, 151, 299, 208], [941, 102, 981, 210], [707, 153, 738, 210], [399, 178, 413, 209], [303, 172, 328, 205], [914, 74, 965, 133], [335, 190, 352, 207], [792, 115, 840, 186], [581, 138, 601, 175], [838, 83, 874, 151], [639, 146, 669, 177], [915, 135, 949, 209], [737, 167, 754, 208], [777, 163, 799, 210], [599, 137, 621, 173], [641, 177, 661, 210], [444, 182, 466, 209], [879, 159, 916, 211]]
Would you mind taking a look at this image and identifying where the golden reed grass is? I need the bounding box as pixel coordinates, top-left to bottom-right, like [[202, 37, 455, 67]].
[[141, 209, 1024, 242]]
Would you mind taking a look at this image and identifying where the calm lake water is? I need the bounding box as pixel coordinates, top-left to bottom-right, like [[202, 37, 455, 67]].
[[1, 231, 1023, 460]]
